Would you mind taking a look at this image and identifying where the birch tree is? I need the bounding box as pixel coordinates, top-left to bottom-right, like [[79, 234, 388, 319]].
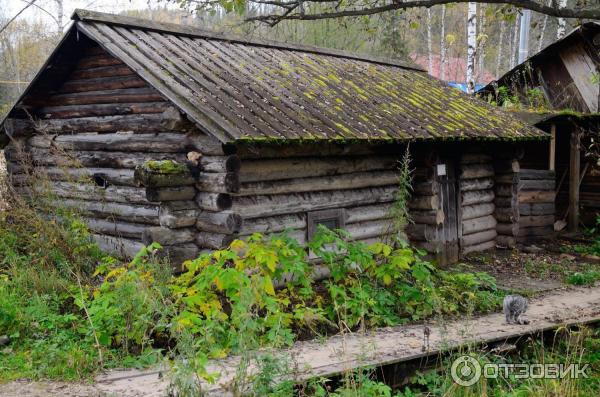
[[466, 2, 477, 93], [509, 12, 520, 68], [427, 7, 433, 73], [476, 4, 487, 82], [496, 18, 507, 78], [557, 0, 567, 39], [440, 5, 448, 80], [537, 0, 552, 51]]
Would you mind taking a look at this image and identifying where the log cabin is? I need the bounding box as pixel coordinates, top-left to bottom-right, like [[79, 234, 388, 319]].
[[0, 10, 551, 266], [480, 22, 600, 232]]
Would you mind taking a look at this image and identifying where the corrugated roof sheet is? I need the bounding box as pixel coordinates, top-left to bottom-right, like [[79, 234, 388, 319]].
[[4, 10, 546, 145]]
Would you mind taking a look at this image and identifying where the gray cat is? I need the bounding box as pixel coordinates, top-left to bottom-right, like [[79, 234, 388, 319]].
[[503, 295, 530, 325]]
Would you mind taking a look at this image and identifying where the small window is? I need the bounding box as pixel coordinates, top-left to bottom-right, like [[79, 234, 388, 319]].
[[307, 209, 346, 240]]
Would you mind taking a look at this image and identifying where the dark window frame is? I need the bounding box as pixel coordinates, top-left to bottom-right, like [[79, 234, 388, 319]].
[[307, 209, 346, 240]]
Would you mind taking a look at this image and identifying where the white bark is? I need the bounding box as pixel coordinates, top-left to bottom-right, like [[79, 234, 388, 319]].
[[476, 4, 487, 82], [510, 12, 521, 69], [427, 8, 434, 74], [440, 5, 447, 80], [466, 2, 477, 93], [557, 0, 567, 39], [55, 0, 64, 33], [538, 0, 552, 52], [496, 19, 506, 78]]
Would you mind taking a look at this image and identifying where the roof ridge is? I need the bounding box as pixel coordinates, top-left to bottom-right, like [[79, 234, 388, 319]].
[[71, 9, 424, 72]]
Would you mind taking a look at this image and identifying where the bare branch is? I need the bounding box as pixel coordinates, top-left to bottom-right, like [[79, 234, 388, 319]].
[[245, 0, 600, 23]]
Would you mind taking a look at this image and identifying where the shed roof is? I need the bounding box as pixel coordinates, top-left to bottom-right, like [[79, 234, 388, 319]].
[[2, 10, 545, 144]]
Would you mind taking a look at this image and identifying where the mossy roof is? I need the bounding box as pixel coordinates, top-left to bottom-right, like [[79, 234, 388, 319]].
[[7, 9, 546, 144]]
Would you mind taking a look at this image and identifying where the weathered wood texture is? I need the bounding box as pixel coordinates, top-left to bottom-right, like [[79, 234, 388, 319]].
[[517, 169, 556, 241], [459, 158, 497, 254]]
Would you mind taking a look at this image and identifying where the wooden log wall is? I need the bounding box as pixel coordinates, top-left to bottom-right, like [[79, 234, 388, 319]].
[[3, 45, 219, 264], [494, 159, 520, 248], [517, 169, 556, 242], [459, 154, 497, 254], [204, 152, 404, 250]]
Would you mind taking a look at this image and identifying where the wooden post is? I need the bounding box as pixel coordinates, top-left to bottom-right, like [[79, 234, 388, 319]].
[[568, 130, 580, 232], [549, 123, 556, 171]]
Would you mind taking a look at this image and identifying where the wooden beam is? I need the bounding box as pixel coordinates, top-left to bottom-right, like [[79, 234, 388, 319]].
[[549, 123, 556, 171], [568, 130, 581, 232]]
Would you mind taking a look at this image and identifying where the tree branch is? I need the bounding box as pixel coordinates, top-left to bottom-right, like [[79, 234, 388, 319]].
[[246, 0, 600, 24]]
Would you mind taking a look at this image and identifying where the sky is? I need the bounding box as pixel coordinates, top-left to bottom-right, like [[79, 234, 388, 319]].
[[1, 0, 176, 30]]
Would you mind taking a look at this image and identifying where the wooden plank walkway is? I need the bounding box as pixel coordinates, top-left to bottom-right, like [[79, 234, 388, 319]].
[[94, 285, 600, 396]]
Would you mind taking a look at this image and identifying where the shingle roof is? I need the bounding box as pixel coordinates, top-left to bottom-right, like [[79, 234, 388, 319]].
[[3, 10, 546, 144]]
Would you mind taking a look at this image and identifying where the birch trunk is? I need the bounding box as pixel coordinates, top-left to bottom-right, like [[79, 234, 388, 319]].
[[466, 3, 477, 93], [510, 12, 521, 69], [440, 5, 447, 80], [427, 8, 434, 74], [476, 4, 487, 82], [557, 0, 567, 39], [496, 19, 506, 78], [538, 0, 552, 52]]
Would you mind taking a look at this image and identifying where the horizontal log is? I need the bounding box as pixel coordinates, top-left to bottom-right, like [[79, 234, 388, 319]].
[[495, 173, 519, 184], [345, 203, 394, 224], [49, 198, 159, 224], [410, 209, 445, 225], [237, 171, 398, 196], [460, 177, 494, 192], [85, 218, 148, 239], [187, 133, 231, 156], [38, 102, 169, 119], [518, 215, 555, 228], [462, 240, 496, 255], [33, 109, 190, 134], [460, 153, 492, 164], [142, 227, 196, 245], [7, 166, 137, 187], [347, 219, 393, 241], [239, 229, 307, 246], [196, 172, 240, 193], [195, 192, 232, 211], [462, 203, 495, 220], [238, 155, 398, 183], [461, 229, 497, 247], [519, 203, 555, 216], [77, 54, 123, 69], [2, 119, 34, 140], [494, 196, 517, 208], [413, 181, 438, 196], [519, 169, 556, 180], [39, 88, 165, 107], [460, 163, 494, 179], [69, 64, 134, 80], [8, 147, 186, 169], [196, 232, 237, 250], [159, 201, 200, 228], [195, 155, 241, 173], [494, 159, 520, 173], [146, 186, 196, 202], [40, 181, 150, 204], [495, 207, 519, 223], [134, 162, 195, 187], [92, 234, 144, 258], [59, 76, 147, 93], [517, 225, 554, 238], [496, 235, 516, 248], [518, 190, 556, 203], [462, 215, 497, 236], [28, 133, 187, 153], [406, 223, 439, 242], [239, 213, 306, 235], [234, 142, 403, 160], [196, 211, 242, 234], [408, 195, 439, 211], [520, 179, 555, 191], [161, 245, 201, 269], [461, 190, 494, 206], [495, 184, 518, 198], [497, 222, 519, 236], [232, 186, 397, 219]]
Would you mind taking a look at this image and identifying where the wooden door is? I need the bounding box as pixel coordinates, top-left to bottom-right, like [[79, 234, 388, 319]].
[[435, 159, 459, 264]]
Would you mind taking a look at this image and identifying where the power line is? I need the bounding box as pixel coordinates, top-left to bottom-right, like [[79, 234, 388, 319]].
[[0, 0, 39, 35]]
